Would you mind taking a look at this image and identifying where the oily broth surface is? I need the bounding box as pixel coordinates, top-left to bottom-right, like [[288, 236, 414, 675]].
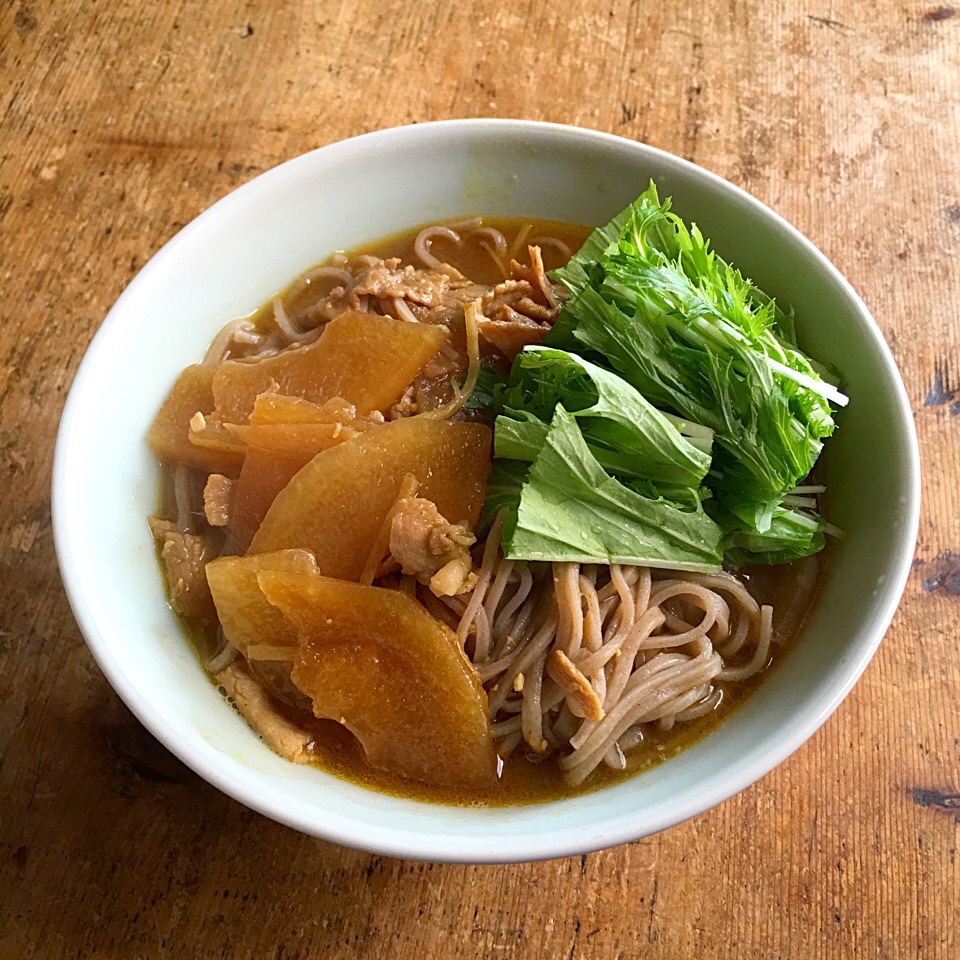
[[236, 217, 593, 341], [163, 216, 823, 806], [349, 217, 591, 287]]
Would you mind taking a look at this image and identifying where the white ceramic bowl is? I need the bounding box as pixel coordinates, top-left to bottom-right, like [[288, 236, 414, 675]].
[[53, 120, 920, 863]]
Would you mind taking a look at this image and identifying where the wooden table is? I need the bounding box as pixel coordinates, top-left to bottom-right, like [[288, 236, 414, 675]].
[[3, 1, 958, 956]]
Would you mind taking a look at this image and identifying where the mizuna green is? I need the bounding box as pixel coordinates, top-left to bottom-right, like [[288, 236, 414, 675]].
[[481, 183, 847, 570]]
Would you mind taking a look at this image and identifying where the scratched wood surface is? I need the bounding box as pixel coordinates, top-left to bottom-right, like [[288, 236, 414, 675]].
[[2, 0, 959, 956]]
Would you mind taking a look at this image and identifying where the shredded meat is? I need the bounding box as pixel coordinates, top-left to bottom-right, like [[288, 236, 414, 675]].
[[270, 245, 569, 370], [350, 259, 453, 308], [481, 278, 555, 323], [476, 245, 567, 352], [389, 497, 478, 596], [419, 282, 491, 328], [474, 247, 567, 361], [217, 660, 314, 763], [510, 245, 562, 313], [203, 474, 233, 527], [547, 650, 605, 721], [147, 517, 213, 620], [477, 315, 549, 360]]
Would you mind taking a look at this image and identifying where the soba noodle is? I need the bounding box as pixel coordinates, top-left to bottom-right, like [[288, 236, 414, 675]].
[[444, 516, 771, 786]]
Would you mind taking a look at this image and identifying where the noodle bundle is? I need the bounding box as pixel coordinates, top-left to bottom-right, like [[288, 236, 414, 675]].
[[440, 516, 771, 786]]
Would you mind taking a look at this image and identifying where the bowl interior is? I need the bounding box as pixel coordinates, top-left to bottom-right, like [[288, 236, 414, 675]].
[[54, 121, 918, 862]]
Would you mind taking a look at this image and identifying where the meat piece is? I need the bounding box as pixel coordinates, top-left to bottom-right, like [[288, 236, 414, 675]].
[[509, 244, 563, 313], [203, 474, 234, 527], [479, 277, 552, 360], [350, 259, 452, 308], [216, 660, 315, 764], [481, 278, 556, 322], [476, 249, 570, 360], [388, 497, 477, 596], [418, 282, 491, 330], [477, 315, 549, 361], [147, 517, 214, 620], [420, 340, 462, 380], [387, 385, 418, 420], [475, 246, 568, 352], [547, 650, 605, 721]]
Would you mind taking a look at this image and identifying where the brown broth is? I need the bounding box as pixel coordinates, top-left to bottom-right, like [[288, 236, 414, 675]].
[[158, 216, 824, 806], [235, 217, 591, 345]]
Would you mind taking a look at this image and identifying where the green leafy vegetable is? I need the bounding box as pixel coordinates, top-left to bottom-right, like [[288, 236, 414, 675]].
[[478, 182, 845, 568], [717, 504, 826, 567], [479, 459, 527, 532], [544, 182, 846, 554], [493, 346, 713, 504], [499, 407, 723, 573]]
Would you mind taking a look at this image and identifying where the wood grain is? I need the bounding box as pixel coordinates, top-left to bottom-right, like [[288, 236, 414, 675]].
[[2, 0, 959, 956]]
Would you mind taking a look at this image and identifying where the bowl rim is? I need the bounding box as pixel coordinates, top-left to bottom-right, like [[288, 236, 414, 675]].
[[52, 118, 921, 862]]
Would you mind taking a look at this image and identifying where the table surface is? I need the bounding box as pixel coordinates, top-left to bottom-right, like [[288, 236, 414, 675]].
[[3, 1, 959, 957]]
